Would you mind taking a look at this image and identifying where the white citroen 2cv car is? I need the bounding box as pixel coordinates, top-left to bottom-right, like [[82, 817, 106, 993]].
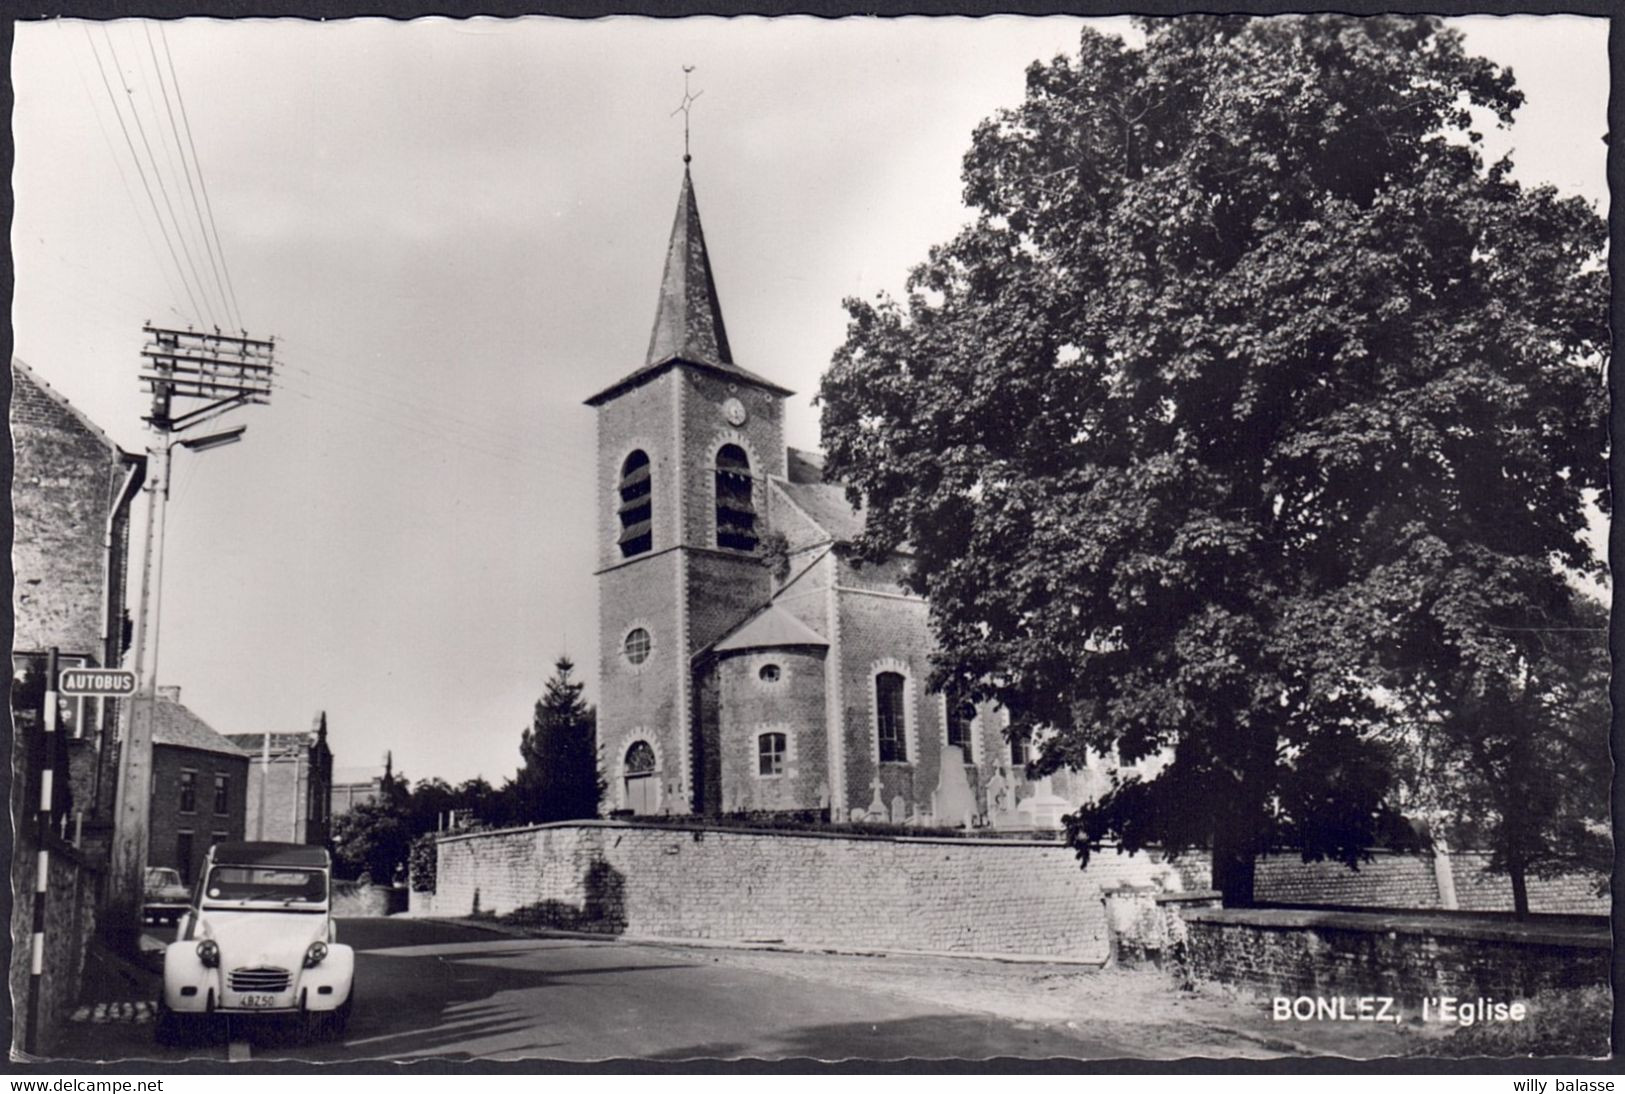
[[158, 841, 354, 1043]]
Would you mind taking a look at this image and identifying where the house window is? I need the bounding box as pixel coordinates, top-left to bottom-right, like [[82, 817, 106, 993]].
[[758, 663, 781, 684], [947, 694, 976, 764], [1011, 734, 1032, 770], [758, 732, 787, 776], [624, 627, 652, 666], [213, 774, 229, 815], [624, 740, 657, 814], [618, 450, 653, 558], [876, 672, 907, 763], [176, 831, 195, 885], [714, 444, 757, 551], [179, 770, 197, 814]]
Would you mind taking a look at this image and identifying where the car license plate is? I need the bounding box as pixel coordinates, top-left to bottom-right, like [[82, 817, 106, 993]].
[[239, 993, 277, 1008]]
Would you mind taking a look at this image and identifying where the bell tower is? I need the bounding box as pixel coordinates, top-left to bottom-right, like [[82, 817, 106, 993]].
[[586, 160, 792, 815]]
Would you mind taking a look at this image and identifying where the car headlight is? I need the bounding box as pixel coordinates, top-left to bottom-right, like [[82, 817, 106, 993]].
[[304, 941, 328, 968], [196, 939, 220, 968]]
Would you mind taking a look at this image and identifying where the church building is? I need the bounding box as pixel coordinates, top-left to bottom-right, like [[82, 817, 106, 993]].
[[588, 163, 1137, 824]]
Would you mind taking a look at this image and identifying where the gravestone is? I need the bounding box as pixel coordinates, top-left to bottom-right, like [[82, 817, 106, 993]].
[[932, 745, 978, 830], [985, 768, 1020, 828], [890, 795, 908, 826], [1016, 774, 1071, 830], [865, 777, 888, 822]]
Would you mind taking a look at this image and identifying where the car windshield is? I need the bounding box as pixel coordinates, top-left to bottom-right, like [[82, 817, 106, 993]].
[[146, 868, 183, 888], [203, 865, 327, 905]]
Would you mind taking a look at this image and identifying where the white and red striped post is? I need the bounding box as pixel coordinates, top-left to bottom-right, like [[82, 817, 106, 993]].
[[25, 648, 60, 1054]]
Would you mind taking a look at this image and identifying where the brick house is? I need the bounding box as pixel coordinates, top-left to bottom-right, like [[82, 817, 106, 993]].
[[330, 755, 390, 821], [588, 170, 1146, 823], [225, 712, 333, 845], [11, 358, 146, 831], [148, 687, 249, 884], [9, 357, 145, 1051]]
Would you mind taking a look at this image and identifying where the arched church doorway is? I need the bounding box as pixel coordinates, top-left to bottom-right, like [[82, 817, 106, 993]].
[[624, 740, 657, 814]]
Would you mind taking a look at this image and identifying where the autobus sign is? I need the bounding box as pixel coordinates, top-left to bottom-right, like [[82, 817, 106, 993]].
[[57, 668, 139, 697]]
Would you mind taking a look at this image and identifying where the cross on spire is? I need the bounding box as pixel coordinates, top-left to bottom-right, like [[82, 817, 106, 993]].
[[671, 64, 702, 164]]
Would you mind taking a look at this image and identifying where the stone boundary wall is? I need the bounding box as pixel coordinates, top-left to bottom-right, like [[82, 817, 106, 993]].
[[1171, 850, 1608, 916], [1179, 907, 1609, 1007], [417, 824, 1609, 961], [425, 821, 1189, 960], [1447, 853, 1609, 915], [8, 837, 100, 1054]]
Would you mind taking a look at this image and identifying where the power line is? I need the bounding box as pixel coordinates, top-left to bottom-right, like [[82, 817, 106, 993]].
[[272, 337, 597, 470], [102, 24, 216, 329], [83, 23, 204, 325], [269, 366, 551, 469], [58, 20, 190, 321], [159, 24, 244, 332], [144, 22, 236, 332]]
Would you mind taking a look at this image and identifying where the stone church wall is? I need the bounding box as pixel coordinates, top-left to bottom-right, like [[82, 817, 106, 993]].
[[836, 586, 940, 817], [716, 648, 829, 813], [429, 821, 1187, 960]]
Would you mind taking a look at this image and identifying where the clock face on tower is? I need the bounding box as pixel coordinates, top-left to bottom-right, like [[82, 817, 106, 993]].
[[722, 397, 747, 426]]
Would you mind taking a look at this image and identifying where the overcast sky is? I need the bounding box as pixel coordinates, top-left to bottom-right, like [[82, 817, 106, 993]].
[[11, 15, 1609, 787]]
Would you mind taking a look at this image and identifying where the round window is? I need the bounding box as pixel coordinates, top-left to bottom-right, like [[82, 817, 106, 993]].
[[624, 628, 652, 665], [758, 663, 781, 683]]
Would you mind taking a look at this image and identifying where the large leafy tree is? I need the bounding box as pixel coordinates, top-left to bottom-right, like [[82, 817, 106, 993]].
[[818, 16, 1607, 904], [513, 656, 602, 824], [1401, 594, 1611, 917]]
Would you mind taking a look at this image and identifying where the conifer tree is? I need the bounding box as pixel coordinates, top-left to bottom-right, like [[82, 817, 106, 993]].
[[515, 656, 602, 823]]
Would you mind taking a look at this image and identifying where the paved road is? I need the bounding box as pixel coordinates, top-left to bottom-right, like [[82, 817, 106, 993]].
[[59, 918, 1117, 1062]]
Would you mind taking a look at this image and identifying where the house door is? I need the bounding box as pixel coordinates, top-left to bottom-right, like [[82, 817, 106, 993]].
[[623, 741, 657, 814]]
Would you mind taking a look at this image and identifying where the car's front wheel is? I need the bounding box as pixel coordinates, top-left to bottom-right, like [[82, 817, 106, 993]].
[[301, 994, 351, 1042], [154, 1000, 191, 1048]]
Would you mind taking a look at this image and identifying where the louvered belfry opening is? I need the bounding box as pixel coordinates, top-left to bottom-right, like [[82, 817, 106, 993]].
[[714, 443, 757, 551], [618, 449, 653, 558]]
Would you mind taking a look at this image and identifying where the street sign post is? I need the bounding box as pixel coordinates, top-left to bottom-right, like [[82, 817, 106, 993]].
[[58, 668, 139, 697]]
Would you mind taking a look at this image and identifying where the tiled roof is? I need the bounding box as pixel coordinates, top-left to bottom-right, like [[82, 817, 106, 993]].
[[773, 479, 868, 542], [153, 698, 248, 758], [712, 604, 829, 654]]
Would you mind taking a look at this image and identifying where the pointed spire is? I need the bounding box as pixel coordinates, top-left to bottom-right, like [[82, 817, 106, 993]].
[[645, 168, 733, 369]]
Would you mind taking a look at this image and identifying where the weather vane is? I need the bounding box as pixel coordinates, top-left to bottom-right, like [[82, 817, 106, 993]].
[[671, 64, 703, 164]]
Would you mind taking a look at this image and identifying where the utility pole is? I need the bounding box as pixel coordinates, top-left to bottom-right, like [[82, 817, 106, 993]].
[[107, 325, 274, 945]]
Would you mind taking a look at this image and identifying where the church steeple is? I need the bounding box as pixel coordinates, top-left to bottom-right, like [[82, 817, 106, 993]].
[[645, 168, 732, 369]]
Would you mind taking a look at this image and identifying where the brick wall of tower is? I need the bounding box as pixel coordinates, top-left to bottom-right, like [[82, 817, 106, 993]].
[[596, 370, 682, 573], [678, 368, 785, 551], [597, 553, 684, 812]]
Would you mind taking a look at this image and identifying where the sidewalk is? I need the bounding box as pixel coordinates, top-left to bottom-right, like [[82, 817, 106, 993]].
[[435, 915, 1425, 1059]]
